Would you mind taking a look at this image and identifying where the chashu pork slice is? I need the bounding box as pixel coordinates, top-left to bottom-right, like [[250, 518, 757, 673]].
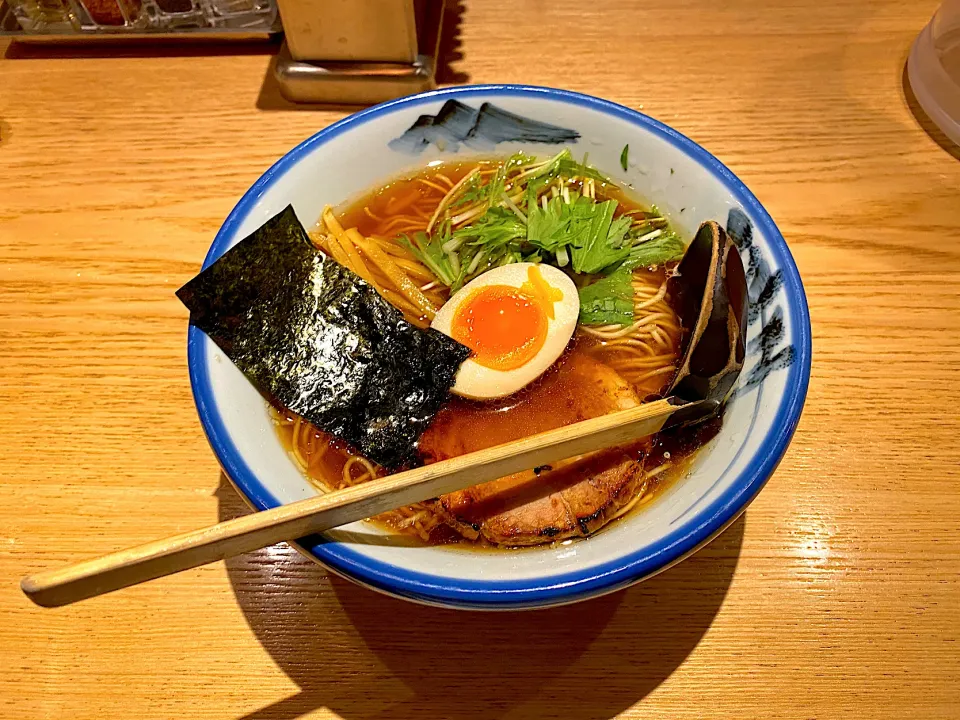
[[418, 350, 651, 546]]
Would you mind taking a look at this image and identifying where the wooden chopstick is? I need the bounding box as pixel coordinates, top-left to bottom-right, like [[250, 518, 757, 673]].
[[21, 397, 689, 608]]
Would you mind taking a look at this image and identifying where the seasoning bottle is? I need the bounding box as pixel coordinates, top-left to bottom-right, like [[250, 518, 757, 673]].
[[909, 0, 960, 146]]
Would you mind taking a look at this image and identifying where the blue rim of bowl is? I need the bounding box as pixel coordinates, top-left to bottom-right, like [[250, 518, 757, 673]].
[[187, 84, 812, 609]]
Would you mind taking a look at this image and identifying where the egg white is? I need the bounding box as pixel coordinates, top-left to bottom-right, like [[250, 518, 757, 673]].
[[432, 263, 579, 400]]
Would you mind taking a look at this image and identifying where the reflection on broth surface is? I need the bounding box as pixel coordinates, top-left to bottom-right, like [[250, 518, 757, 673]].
[[271, 153, 718, 547]]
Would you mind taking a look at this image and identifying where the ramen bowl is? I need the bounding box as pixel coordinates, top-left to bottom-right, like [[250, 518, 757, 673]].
[[188, 85, 811, 610]]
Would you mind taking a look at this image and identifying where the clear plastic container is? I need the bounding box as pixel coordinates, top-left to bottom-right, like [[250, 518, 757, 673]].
[[6, 0, 75, 31], [1, 0, 277, 33], [909, 1, 960, 147], [203, 0, 274, 29], [74, 0, 143, 27]]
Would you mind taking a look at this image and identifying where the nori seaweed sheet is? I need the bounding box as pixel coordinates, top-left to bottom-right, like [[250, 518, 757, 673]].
[[176, 206, 471, 469]]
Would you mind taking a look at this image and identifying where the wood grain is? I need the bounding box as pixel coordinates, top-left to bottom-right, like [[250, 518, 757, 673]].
[[1, 0, 959, 717]]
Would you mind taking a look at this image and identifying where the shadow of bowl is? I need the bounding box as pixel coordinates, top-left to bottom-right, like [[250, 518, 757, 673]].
[[217, 477, 745, 720]]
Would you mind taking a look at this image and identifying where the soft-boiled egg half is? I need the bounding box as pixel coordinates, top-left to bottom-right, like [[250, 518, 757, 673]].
[[431, 263, 579, 399]]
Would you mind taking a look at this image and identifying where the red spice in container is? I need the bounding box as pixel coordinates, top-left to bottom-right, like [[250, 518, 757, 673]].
[[81, 0, 140, 25]]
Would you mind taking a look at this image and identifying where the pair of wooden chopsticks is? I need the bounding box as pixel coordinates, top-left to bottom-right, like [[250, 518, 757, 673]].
[[21, 397, 692, 608]]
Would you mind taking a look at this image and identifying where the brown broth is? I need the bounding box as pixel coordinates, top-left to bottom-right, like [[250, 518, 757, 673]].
[[274, 155, 715, 547], [337, 160, 494, 239]]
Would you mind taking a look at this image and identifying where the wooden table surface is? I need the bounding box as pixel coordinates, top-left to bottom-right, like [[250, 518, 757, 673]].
[[2, 1, 959, 717]]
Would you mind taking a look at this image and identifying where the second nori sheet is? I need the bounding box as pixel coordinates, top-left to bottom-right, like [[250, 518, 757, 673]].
[[176, 205, 471, 469]]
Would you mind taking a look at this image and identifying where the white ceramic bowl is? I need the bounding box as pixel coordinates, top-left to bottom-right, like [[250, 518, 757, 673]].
[[188, 85, 811, 610]]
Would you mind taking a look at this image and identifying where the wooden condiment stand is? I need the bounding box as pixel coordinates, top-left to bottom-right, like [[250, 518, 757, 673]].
[[274, 0, 444, 104]]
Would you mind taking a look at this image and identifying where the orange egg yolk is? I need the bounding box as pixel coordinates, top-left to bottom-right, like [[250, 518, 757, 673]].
[[520, 265, 564, 320], [450, 285, 548, 371]]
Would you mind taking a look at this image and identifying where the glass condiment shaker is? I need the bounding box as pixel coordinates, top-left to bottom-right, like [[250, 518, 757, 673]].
[[7, 0, 74, 30], [909, 0, 960, 146]]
